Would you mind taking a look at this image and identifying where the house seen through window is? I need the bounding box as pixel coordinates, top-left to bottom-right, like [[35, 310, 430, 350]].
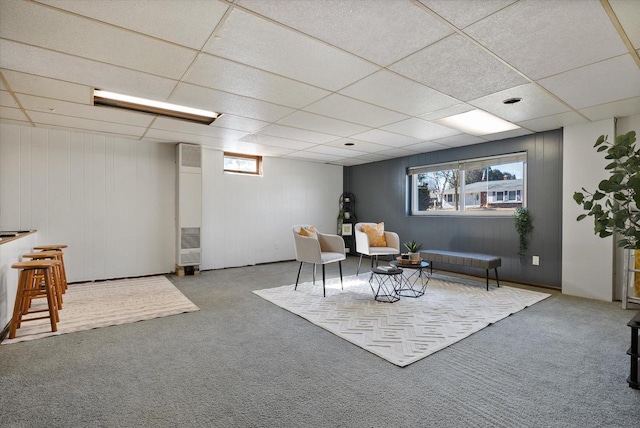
[[223, 152, 262, 176], [408, 152, 526, 215]]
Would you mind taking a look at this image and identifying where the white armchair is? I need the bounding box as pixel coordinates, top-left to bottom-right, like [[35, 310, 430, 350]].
[[355, 222, 400, 275], [292, 225, 346, 297]]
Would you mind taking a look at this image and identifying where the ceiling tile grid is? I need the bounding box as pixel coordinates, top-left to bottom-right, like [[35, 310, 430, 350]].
[[37, 0, 230, 50], [0, 0, 638, 166]]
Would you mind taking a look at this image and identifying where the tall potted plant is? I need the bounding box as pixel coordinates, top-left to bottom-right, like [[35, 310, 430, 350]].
[[573, 131, 639, 307]]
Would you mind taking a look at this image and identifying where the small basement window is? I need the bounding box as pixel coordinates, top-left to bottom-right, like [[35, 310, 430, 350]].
[[223, 152, 263, 176]]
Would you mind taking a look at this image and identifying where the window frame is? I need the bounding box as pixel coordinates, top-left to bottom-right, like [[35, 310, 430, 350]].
[[408, 152, 527, 217], [223, 152, 263, 176]]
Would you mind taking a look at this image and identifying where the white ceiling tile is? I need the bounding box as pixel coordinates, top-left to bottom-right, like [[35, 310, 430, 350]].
[[303, 94, 408, 128], [402, 141, 451, 153], [227, 142, 293, 156], [0, 0, 197, 80], [257, 124, 339, 144], [39, 0, 229, 50], [350, 129, 422, 147], [390, 34, 527, 101], [0, 40, 177, 100], [277, 111, 369, 137], [432, 134, 487, 147], [465, 0, 628, 80], [151, 117, 250, 141], [0, 106, 29, 122], [286, 151, 342, 162], [235, 0, 453, 66], [17, 93, 155, 127], [170, 83, 295, 123], [381, 118, 460, 140], [418, 0, 517, 28], [339, 70, 459, 116], [0, 90, 19, 108], [419, 103, 474, 121], [27, 111, 147, 137], [324, 138, 391, 154], [468, 83, 570, 122], [336, 157, 370, 166], [610, 0, 640, 50], [307, 145, 368, 158], [210, 115, 269, 133], [203, 8, 379, 91], [1, 69, 91, 104], [239, 134, 315, 151], [353, 152, 395, 162], [145, 129, 225, 147], [517, 111, 587, 132], [578, 97, 640, 122], [185, 54, 330, 109], [485, 128, 534, 141], [538, 55, 640, 110], [376, 147, 418, 158]]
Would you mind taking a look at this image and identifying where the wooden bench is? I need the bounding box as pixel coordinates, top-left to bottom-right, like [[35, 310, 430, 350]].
[[421, 250, 501, 291]]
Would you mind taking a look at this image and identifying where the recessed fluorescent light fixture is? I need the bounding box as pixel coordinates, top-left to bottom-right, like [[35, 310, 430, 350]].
[[93, 89, 221, 125], [434, 109, 520, 136]]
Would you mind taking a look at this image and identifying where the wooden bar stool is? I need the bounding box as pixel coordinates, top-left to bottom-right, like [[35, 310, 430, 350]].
[[33, 244, 68, 292], [9, 260, 60, 339], [22, 251, 65, 307]]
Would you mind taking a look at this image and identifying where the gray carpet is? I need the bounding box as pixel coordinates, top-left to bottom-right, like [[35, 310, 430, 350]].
[[0, 256, 638, 428]]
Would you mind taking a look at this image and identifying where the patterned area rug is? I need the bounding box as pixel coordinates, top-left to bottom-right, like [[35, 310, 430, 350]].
[[2, 276, 199, 344], [254, 274, 550, 367]]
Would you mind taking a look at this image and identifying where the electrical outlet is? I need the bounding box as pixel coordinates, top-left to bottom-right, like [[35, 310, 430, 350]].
[[532, 255, 540, 266]]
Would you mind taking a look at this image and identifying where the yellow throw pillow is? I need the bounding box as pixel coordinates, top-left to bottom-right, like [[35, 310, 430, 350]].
[[299, 226, 317, 239], [362, 222, 387, 247]]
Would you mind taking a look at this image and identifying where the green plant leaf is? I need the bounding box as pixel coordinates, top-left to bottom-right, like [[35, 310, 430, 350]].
[[573, 192, 584, 204], [594, 135, 606, 147], [605, 161, 618, 170], [576, 214, 587, 221]]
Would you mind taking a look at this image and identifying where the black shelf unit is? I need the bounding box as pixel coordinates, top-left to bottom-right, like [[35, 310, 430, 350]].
[[338, 192, 356, 254], [628, 311, 640, 389]]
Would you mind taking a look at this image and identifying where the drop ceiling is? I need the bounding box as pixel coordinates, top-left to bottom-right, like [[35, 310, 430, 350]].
[[0, 0, 639, 166]]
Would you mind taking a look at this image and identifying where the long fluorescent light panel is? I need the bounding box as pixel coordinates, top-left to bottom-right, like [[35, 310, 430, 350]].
[[93, 90, 221, 125], [434, 109, 520, 136]]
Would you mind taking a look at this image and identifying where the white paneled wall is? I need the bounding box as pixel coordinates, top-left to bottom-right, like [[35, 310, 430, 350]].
[[201, 148, 343, 270], [0, 123, 175, 282], [562, 119, 615, 301]]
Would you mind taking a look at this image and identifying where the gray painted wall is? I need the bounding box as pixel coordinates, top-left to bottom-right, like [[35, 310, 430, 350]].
[[346, 129, 563, 288]]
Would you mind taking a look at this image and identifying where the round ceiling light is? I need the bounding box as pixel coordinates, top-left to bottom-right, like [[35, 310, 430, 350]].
[[503, 97, 522, 105]]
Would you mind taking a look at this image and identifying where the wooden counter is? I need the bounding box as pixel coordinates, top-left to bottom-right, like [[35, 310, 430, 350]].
[[0, 230, 37, 338], [0, 231, 37, 245]]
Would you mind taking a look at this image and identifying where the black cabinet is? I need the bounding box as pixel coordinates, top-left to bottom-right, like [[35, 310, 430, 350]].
[[338, 192, 356, 254], [628, 311, 640, 389]]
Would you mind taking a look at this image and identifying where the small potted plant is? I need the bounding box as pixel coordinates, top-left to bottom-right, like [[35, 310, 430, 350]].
[[403, 240, 423, 261]]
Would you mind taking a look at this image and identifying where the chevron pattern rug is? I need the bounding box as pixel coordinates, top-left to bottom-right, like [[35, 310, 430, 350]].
[[254, 274, 550, 367], [2, 276, 199, 344]]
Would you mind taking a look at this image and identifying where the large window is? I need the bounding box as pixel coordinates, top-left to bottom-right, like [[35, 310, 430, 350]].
[[223, 152, 262, 176], [409, 152, 526, 215]]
